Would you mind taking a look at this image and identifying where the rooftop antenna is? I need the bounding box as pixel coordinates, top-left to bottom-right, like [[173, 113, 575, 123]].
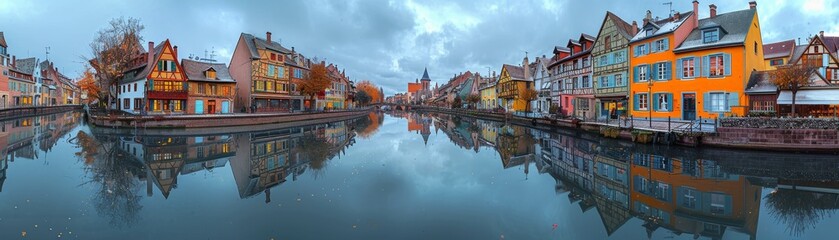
[[45, 46, 51, 61], [663, 2, 673, 17]]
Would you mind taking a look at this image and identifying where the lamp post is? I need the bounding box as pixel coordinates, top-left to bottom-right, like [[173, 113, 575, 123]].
[[648, 80, 653, 128]]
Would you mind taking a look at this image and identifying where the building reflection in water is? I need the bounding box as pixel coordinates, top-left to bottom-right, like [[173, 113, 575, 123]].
[[397, 111, 839, 239], [0, 111, 82, 192]]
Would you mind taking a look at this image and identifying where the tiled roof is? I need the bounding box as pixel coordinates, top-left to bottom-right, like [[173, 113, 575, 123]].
[[821, 36, 839, 54], [788, 45, 809, 64], [763, 40, 795, 59], [181, 59, 234, 83], [606, 12, 638, 40], [240, 33, 292, 60], [630, 11, 694, 43], [675, 9, 756, 52], [0, 32, 6, 48], [504, 64, 528, 81], [120, 40, 167, 84], [745, 71, 777, 94], [15, 57, 37, 75]]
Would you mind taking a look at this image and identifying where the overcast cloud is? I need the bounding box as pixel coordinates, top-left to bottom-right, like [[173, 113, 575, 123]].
[[1, 0, 837, 95]]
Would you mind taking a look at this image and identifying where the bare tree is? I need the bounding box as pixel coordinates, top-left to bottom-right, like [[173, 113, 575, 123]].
[[521, 89, 539, 113], [88, 17, 145, 109], [771, 65, 817, 117], [465, 94, 481, 109]]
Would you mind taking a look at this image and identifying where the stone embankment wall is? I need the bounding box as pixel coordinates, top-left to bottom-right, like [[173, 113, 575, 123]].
[[0, 105, 82, 120], [89, 108, 373, 128]]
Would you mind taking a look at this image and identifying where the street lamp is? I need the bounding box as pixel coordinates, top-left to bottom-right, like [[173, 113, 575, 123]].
[[648, 80, 653, 128]]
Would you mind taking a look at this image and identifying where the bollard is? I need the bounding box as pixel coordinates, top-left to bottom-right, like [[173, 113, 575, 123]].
[[668, 116, 671, 131], [630, 116, 634, 128]]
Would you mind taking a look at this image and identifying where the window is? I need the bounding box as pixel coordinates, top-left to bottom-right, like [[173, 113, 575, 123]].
[[832, 69, 839, 80], [123, 98, 130, 109], [615, 74, 623, 86], [577, 98, 590, 111], [703, 29, 719, 43], [615, 51, 625, 63], [657, 63, 667, 80], [657, 93, 670, 111], [770, 59, 784, 66], [600, 76, 608, 88], [267, 64, 275, 77], [583, 57, 590, 67], [158, 60, 176, 72], [222, 86, 231, 96], [709, 92, 728, 112], [581, 76, 590, 88], [294, 69, 304, 78], [205, 70, 216, 79], [174, 100, 183, 111], [267, 81, 274, 91], [709, 55, 724, 77], [134, 98, 141, 110], [277, 66, 285, 78], [152, 81, 184, 92], [710, 193, 727, 214], [814, 45, 821, 53], [134, 83, 137, 92], [682, 58, 696, 78], [255, 81, 265, 91], [682, 188, 698, 209], [637, 94, 648, 110], [638, 65, 648, 82], [655, 39, 666, 52], [198, 84, 206, 94], [754, 42, 758, 55], [636, 44, 648, 55], [600, 56, 607, 66], [604, 36, 611, 49], [270, 53, 276, 61]]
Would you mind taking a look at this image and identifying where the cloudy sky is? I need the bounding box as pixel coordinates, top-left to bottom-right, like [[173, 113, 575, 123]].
[[1, 0, 836, 95]]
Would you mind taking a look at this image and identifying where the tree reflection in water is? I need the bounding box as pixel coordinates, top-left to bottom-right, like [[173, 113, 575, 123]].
[[74, 131, 144, 227], [766, 189, 838, 236]]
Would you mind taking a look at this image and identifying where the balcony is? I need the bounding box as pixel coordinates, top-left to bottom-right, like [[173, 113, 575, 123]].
[[147, 90, 188, 100]]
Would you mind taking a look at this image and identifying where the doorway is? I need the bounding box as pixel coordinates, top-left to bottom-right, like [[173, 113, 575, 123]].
[[683, 93, 696, 120]]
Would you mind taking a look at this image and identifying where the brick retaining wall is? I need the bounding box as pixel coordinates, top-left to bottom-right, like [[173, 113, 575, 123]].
[[704, 127, 839, 152]]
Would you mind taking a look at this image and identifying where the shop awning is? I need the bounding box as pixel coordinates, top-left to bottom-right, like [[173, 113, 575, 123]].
[[778, 89, 839, 105]]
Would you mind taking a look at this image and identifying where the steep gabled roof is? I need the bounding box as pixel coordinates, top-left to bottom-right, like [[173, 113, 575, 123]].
[[240, 33, 292, 60], [675, 9, 756, 52], [119, 40, 169, 84], [14, 57, 37, 75], [763, 40, 795, 59], [503, 64, 528, 81], [605, 12, 638, 40], [181, 59, 235, 83]]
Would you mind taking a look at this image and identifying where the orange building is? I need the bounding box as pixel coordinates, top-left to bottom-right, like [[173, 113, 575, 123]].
[[630, 2, 765, 120], [118, 40, 188, 114]]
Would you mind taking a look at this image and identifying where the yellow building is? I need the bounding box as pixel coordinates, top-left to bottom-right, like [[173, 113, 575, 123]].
[[497, 64, 533, 112], [762, 39, 795, 70], [479, 82, 497, 110]]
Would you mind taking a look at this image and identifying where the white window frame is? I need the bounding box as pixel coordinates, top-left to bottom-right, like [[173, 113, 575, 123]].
[[682, 58, 695, 78], [657, 63, 667, 80], [709, 55, 724, 77], [709, 92, 728, 112], [658, 93, 669, 111], [639, 66, 648, 82], [638, 94, 649, 110]]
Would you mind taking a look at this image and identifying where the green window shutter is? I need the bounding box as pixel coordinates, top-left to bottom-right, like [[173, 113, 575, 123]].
[[158, 60, 163, 71], [171, 61, 176, 72], [724, 53, 732, 76], [149, 80, 154, 90]]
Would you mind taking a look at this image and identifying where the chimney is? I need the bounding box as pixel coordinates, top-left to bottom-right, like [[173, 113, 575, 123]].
[[693, 1, 700, 27], [749, 1, 757, 9], [709, 4, 717, 18], [631, 21, 638, 35], [266, 32, 272, 43], [673, 11, 680, 22], [11, 55, 15, 68], [643, 10, 652, 26], [148, 41, 154, 67], [820, 31, 825, 38], [173, 45, 178, 61], [292, 47, 295, 54]]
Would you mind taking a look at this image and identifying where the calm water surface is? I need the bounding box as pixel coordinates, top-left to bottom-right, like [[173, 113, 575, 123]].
[[2, 111, 839, 239]]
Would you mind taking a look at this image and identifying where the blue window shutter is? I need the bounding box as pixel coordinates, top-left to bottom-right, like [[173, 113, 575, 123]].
[[667, 93, 674, 112], [824, 53, 829, 66], [651, 63, 659, 80], [665, 61, 672, 80], [703, 92, 712, 112], [724, 54, 732, 76], [634, 46, 639, 57], [633, 66, 640, 82], [676, 59, 683, 79], [652, 93, 660, 111], [633, 94, 640, 111], [727, 92, 739, 109], [608, 53, 615, 64], [609, 75, 615, 87], [663, 38, 669, 51], [724, 195, 733, 215], [702, 56, 710, 77], [652, 41, 659, 53]]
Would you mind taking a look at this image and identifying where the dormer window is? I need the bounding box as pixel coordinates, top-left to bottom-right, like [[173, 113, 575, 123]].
[[703, 29, 720, 43], [205, 69, 216, 79], [645, 27, 655, 37]]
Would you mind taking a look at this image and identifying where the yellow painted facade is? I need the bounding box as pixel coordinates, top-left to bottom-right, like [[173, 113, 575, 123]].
[[479, 84, 497, 109], [496, 66, 531, 112]]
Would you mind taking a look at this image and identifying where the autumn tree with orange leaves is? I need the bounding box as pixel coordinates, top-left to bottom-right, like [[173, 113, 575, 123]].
[[299, 63, 331, 111], [77, 67, 100, 104], [356, 80, 382, 104]]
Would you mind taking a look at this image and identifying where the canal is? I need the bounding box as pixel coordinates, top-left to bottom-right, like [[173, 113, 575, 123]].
[[2, 110, 839, 239]]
